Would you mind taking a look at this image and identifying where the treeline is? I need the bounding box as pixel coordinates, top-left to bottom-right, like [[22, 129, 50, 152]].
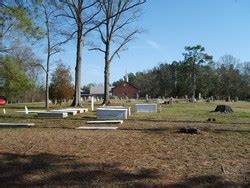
[[114, 53, 250, 100]]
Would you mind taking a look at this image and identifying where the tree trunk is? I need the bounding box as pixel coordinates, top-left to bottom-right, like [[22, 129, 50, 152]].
[[103, 47, 110, 105], [192, 61, 196, 98], [71, 30, 83, 107], [45, 56, 49, 109], [45, 7, 50, 109], [103, 63, 110, 105]]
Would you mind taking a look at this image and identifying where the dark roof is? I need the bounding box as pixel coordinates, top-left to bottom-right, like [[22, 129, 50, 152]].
[[113, 81, 139, 90]]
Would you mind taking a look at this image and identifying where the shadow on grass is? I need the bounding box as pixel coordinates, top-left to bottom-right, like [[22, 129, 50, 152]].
[[0, 152, 158, 186], [0, 152, 248, 187]]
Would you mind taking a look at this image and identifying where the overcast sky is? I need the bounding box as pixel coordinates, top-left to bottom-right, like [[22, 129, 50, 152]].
[[41, 0, 250, 85]]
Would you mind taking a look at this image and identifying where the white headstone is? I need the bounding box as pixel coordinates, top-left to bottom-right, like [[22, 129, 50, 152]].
[[198, 93, 202, 100], [91, 96, 94, 111], [25, 106, 28, 114], [3, 108, 6, 114]]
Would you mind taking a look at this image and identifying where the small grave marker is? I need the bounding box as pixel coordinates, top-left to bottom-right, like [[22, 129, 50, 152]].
[[91, 96, 94, 111]]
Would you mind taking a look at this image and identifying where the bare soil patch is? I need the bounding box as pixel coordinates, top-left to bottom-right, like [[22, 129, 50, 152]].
[[0, 123, 249, 187]]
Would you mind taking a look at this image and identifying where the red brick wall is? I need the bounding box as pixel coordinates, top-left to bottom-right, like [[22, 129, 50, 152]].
[[112, 82, 139, 99]]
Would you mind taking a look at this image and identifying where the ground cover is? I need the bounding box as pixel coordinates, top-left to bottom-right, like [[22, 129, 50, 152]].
[[0, 101, 249, 186]]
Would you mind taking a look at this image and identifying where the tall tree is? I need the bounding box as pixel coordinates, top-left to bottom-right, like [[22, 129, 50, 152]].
[[57, 0, 101, 107], [32, 0, 72, 108], [90, 0, 146, 105], [182, 45, 213, 98]]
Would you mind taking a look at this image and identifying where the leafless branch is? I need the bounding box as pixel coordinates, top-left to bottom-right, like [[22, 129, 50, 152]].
[[110, 30, 138, 62], [89, 47, 105, 53]]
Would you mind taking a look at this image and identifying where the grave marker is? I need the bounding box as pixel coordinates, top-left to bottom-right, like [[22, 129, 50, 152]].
[[91, 96, 94, 111], [136, 104, 157, 112], [96, 108, 128, 120], [37, 112, 68, 118]]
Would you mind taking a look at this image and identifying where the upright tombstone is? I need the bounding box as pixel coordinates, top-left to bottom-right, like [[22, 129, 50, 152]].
[[3, 108, 6, 114], [226, 96, 231, 102], [211, 96, 214, 102], [235, 97, 239, 102], [91, 96, 95, 111], [136, 93, 139, 100], [145, 94, 149, 102], [198, 93, 202, 100], [190, 95, 196, 102], [25, 106, 28, 114]]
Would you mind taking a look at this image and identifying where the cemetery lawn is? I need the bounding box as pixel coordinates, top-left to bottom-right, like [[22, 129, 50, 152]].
[[0, 101, 249, 186]]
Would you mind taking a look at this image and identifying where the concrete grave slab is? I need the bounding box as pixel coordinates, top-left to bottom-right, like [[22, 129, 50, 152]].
[[66, 108, 88, 113], [87, 120, 123, 124], [51, 108, 88, 114], [76, 126, 118, 130], [16, 110, 46, 114], [51, 110, 77, 116], [136, 104, 157, 113], [37, 112, 68, 118], [96, 108, 128, 120], [0, 123, 34, 128], [101, 106, 131, 116]]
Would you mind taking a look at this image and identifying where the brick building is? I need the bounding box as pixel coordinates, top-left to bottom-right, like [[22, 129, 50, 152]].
[[112, 81, 139, 99]]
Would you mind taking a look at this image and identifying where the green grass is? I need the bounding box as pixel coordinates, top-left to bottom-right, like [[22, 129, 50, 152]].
[[0, 100, 250, 126], [131, 101, 250, 125]]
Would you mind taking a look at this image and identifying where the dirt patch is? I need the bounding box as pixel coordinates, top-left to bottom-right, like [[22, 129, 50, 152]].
[[0, 127, 249, 186]]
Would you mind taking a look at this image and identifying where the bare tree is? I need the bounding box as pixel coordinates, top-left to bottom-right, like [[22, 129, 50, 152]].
[[33, 1, 74, 108], [57, 0, 101, 107], [90, 0, 146, 105]]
